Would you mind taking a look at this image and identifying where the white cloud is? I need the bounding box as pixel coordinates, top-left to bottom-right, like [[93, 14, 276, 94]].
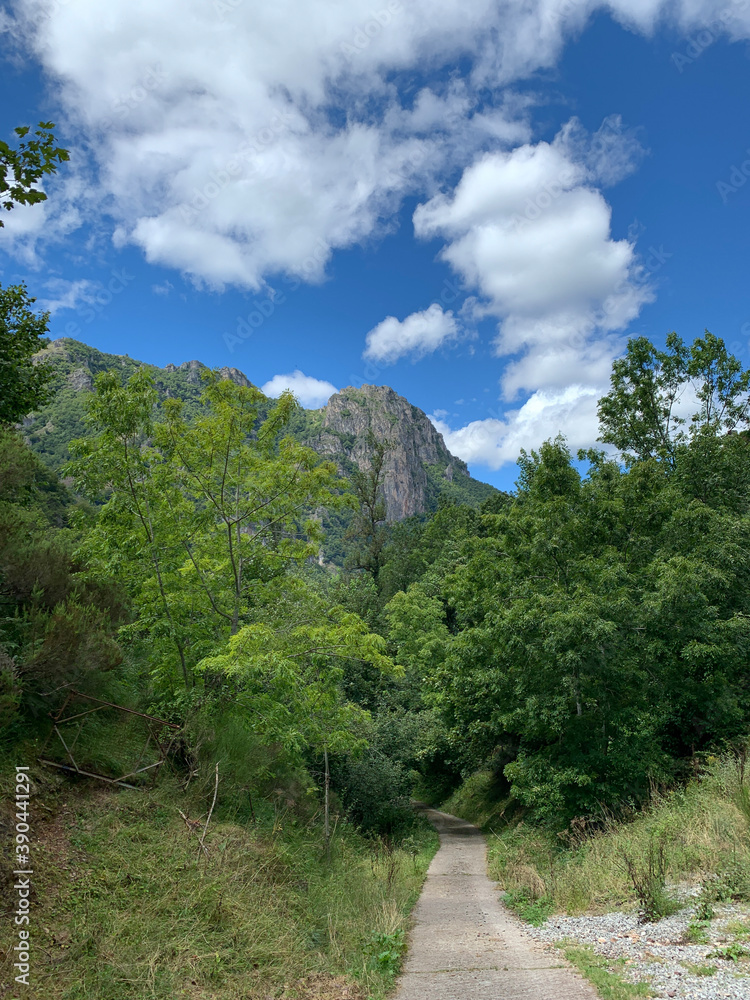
[[414, 119, 657, 467], [430, 384, 601, 470], [5, 0, 536, 289], [152, 280, 174, 296], [34, 277, 100, 315], [363, 304, 460, 363], [413, 121, 652, 395], [8, 0, 748, 288], [261, 370, 338, 408]]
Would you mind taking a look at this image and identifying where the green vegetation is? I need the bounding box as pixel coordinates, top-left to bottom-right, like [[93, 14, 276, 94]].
[[560, 944, 653, 999], [0, 357, 439, 996], [682, 962, 717, 976], [503, 888, 555, 925], [5, 299, 750, 997], [447, 753, 750, 919], [389, 332, 750, 822], [707, 943, 750, 962], [24, 339, 220, 469], [0, 284, 54, 424], [0, 760, 437, 999]]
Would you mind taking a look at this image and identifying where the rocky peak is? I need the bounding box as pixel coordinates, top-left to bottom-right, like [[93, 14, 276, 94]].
[[313, 384, 472, 520], [216, 366, 252, 388], [176, 360, 206, 385]]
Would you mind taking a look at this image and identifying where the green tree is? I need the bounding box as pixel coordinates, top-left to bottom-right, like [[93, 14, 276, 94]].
[[0, 284, 53, 424], [0, 122, 69, 224], [598, 331, 750, 465], [0, 428, 123, 727], [345, 433, 389, 582], [158, 375, 338, 634], [69, 370, 343, 695], [199, 577, 394, 852], [389, 430, 750, 821]]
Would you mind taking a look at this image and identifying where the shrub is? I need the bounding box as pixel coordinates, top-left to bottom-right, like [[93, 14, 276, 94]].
[[619, 832, 680, 922]]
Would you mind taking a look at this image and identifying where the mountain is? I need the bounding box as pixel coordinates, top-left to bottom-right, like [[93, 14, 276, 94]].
[[25, 338, 496, 518], [305, 384, 495, 520]]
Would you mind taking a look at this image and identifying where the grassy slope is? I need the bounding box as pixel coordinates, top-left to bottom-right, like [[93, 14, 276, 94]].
[[0, 766, 438, 1000], [443, 755, 750, 917]]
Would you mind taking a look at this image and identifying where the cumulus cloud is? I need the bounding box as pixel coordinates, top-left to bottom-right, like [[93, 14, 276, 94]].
[[414, 118, 657, 467], [261, 370, 338, 408], [430, 385, 601, 470], [7, 0, 748, 288], [363, 304, 460, 363], [414, 120, 652, 393], [5, 0, 536, 289]]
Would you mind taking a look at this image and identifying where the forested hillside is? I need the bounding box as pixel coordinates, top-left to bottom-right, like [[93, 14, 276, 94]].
[[23, 338, 495, 518], [3, 287, 750, 997]]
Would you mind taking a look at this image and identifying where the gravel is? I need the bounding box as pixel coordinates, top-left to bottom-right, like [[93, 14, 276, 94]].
[[523, 899, 750, 999]]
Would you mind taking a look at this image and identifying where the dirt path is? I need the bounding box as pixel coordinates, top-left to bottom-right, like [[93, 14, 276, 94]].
[[394, 808, 598, 1000]]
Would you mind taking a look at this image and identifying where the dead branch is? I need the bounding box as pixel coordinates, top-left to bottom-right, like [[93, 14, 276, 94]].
[[199, 763, 219, 855]]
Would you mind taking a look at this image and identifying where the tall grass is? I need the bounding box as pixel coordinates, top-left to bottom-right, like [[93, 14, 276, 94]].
[[450, 754, 750, 917], [0, 761, 437, 1000]]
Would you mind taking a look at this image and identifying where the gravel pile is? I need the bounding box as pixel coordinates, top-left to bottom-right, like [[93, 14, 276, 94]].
[[523, 901, 750, 999]]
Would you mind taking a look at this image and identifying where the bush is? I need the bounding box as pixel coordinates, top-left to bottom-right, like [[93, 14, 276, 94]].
[[619, 832, 680, 922], [338, 748, 415, 838]]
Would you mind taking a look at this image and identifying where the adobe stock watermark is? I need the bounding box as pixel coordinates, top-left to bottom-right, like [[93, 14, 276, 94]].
[[716, 148, 750, 204], [340, 1, 403, 61], [58, 269, 137, 339], [100, 65, 166, 130], [543, 0, 586, 29], [213, 0, 244, 18], [600, 241, 672, 324], [179, 111, 296, 226], [12, 765, 32, 988], [23, 0, 74, 23], [222, 239, 330, 353], [671, 0, 748, 71], [510, 165, 579, 231], [736, 322, 750, 351]]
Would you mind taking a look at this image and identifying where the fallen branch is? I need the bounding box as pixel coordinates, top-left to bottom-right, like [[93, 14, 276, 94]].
[[177, 808, 208, 855], [199, 763, 219, 855]]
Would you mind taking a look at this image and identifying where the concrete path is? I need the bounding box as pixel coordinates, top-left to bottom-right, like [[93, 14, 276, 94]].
[[394, 808, 598, 1000]]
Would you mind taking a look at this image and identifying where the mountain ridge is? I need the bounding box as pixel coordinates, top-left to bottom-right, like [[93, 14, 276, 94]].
[[26, 338, 496, 519]]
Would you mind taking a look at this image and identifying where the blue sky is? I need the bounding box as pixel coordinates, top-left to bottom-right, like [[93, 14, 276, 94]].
[[1, 0, 749, 491]]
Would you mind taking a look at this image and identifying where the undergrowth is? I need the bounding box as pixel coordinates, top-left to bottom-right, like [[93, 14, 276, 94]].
[[0, 758, 438, 1000], [448, 753, 750, 920]]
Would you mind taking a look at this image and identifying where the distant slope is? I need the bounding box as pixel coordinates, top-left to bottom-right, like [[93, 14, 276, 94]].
[[25, 338, 254, 471], [26, 338, 496, 518]]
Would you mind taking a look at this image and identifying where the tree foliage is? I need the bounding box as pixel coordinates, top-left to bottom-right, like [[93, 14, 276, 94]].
[[68, 370, 348, 695], [598, 330, 750, 465], [388, 334, 750, 821], [0, 284, 53, 425], [345, 432, 390, 581], [0, 122, 69, 224]]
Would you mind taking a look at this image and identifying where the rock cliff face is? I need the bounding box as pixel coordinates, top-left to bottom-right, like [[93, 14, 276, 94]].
[[310, 384, 475, 521], [27, 341, 496, 517]]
